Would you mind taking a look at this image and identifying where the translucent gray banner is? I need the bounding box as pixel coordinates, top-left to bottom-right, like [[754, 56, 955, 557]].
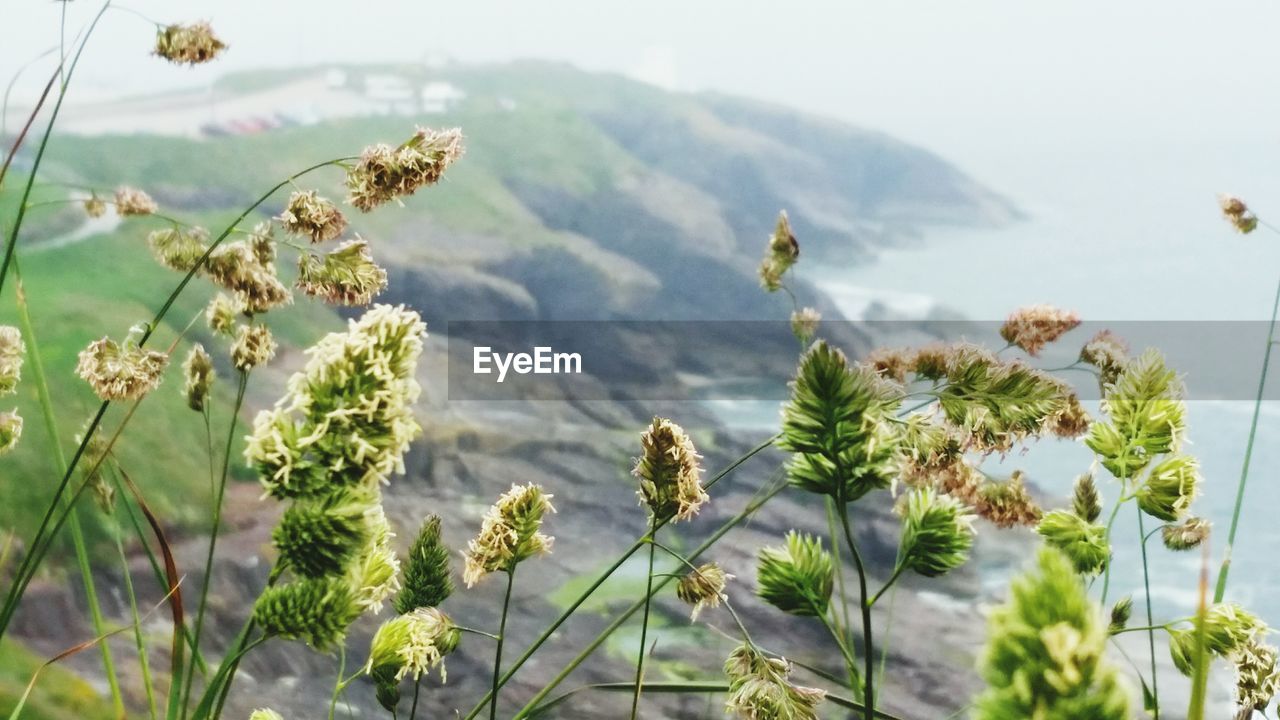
[[444, 321, 1274, 402]]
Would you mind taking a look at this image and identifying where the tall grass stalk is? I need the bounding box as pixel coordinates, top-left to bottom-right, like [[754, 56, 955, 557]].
[[629, 522, 658, 719], [11, 267, 125, 715], [460, 434, 779, 720], [112, 498, 161, 720], [837, 498, 875, 720], [0, 0, 112, 296], [180, 370, 248, 719], [1136, 507, 1159, 719], [490, 569, 517, 720], [511, 477, 789, 719], [0, 157, 354, 642], [1213, 275, 1280, 603]]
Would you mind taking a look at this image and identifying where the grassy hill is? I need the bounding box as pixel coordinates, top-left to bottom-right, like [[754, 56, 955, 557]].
[[1, 60, 1016, 547]]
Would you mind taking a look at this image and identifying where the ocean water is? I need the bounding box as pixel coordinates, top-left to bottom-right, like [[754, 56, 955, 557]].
[[809, 134, 1280, 622]]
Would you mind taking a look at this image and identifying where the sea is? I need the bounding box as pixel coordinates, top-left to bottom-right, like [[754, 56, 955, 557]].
[[715, 131, 1280, 624]]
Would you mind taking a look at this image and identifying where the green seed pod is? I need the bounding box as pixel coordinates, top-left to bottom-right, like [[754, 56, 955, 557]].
[[1036, 509, 1110, 576], [253, 577, 362, 650], [898, 487, 975, 577], [974, 548, 1129, 719], [1072, 472, 1103, 523], [395, 515, 454, 614], [756, 532, 833, 617], [272, 486, 377, 578], [1108, 596, 1132, 635], [1136, 454, 1199, 522]]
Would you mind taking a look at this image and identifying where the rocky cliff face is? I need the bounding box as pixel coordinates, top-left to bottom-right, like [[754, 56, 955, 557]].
[[9, 61, 1028, 718]]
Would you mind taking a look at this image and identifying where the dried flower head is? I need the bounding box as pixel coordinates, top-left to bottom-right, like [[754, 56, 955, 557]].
[[204, 241, 291, 314], [0, 410, 22, 455], [248, 710, 284, 720], [999, 305, 1081, 356], [296, 238, 388, 306], [147, 226, 209, 272], [248, 221, 276, 265], [1220, 193, 1260, 234], [365, 607, 460, 685], [1162, 516, 1211, 551], [864, 346, 915, 384], [346, 127, 464, 212], [724, 644, 825, 720], [76, 335, 169, 401], [1046, 393, 1091, 438], [246, 305, 426, 498], [633, 417, 707, 522], [898, 487, 976, 577], [83, 195, 107, 219], [182, 343, 215, 411], [154, 22, 227, 65], [113, 186, 157, 216], [280, 190, 348, 243], [1079, 330, 1128, 387], [230, 324, 276, 371], [463, 483, 555, 587], [395, 515, 454, 614], [758, 210, 798, 292], [931, 345, 1081, 453], [205, 293, 241, 336], [0, 326, 25, 396], [974, 548, 1129, 719], [789, 307, 820, 343], [676, 562, 733, 621], [974, 471, 1044, 528], [1234, 641, 1280, 718], [780, 341, 902, 499], [1036, 509, 1110, 576], [756, 531, 833, 617], [1136, 454, 1199, 522]]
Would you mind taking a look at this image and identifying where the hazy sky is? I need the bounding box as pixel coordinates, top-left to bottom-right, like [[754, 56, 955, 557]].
[[7, 1, 1280, 157], [8, 1, 1280, 319]]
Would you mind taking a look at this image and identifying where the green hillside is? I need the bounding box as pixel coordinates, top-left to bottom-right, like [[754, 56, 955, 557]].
[[1, 61, 1016, 547]]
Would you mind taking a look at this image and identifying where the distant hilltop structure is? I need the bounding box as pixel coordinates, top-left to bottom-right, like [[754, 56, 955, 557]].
[[47, 67, 479, 138]]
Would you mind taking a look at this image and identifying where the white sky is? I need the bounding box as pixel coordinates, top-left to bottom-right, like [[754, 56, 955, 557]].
[[6, 1, 1280, 159]]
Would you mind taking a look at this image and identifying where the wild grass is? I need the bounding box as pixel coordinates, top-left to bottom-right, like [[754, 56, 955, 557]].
[[2, 6, 1279, 720]]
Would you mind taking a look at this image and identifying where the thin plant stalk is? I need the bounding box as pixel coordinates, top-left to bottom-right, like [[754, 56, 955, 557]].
[[511, 478, 789, 720], [460, 434, 779, 720], [826, 498, 852, 643], [1137, 507, 1159, 719], [629, 520, 659, 720], [491, 568, 517, 720], [0, 0, 112, 296], [112, 505, 161, 720], [11, 267, 125, 715], [818, 611, 863, 694], [1098, 480, 1127, 605], [180, 371, 248, 719], [837, 498, 875, 720], [1214, 274, 1280, 603], [1187, 546, 1212, 720], [328, 646, 347, 720], [0, 156, 354, 641], [409, 680, 422, 720]]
